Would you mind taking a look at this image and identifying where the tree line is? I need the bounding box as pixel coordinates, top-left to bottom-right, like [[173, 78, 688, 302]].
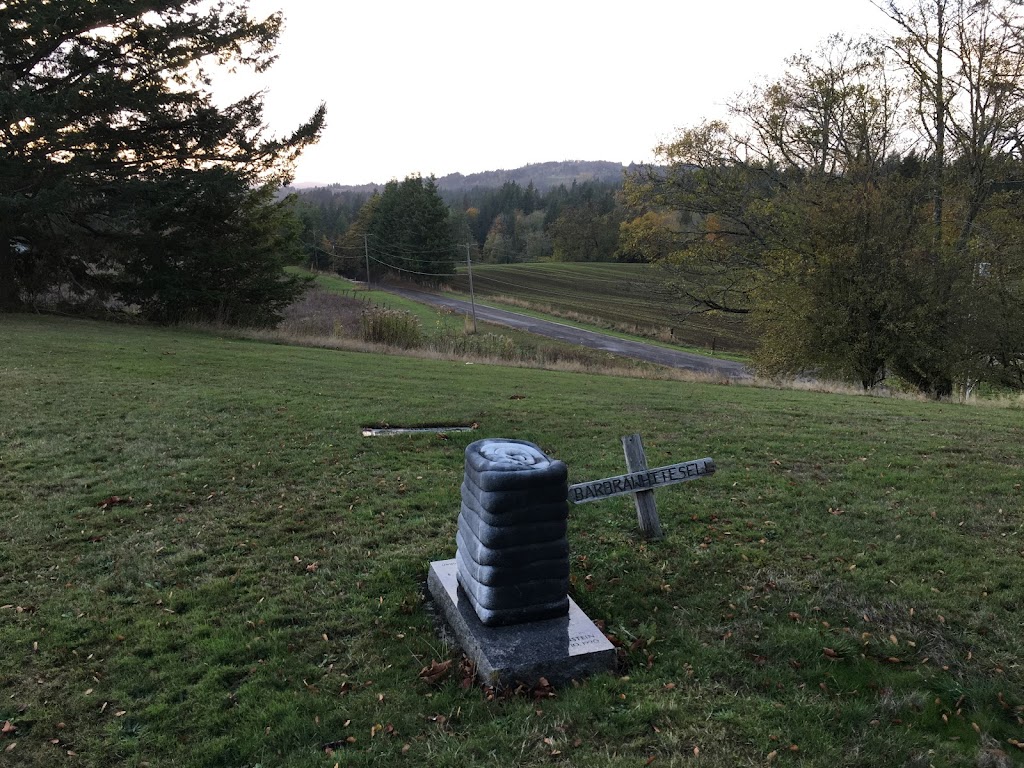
[[292, 176, 628, 278]]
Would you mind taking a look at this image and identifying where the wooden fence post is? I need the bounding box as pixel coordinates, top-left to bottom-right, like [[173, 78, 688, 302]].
[[621, 433, 663, 540]]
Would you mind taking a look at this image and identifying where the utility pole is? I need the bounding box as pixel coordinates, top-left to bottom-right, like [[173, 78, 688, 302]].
[[465, 243, 478, 334], [363, 234, 371, 288]]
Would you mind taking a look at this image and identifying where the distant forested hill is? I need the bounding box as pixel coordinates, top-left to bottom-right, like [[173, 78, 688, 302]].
[[434, 160, 629, 193], [288, 160, 631, 195]]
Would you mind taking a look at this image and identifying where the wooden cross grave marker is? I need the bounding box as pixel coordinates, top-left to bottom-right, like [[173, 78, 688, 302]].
[[568, 433, 715, 540]]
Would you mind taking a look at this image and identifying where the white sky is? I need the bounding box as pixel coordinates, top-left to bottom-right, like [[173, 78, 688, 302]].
[[224, 0, 895, 186]]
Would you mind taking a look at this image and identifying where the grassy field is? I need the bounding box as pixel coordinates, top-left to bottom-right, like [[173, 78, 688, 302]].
[[282, 269, 687, 376], [447, 263, 752, 354], [2, 314, 1023, 767], [297, 270, 466, 333]]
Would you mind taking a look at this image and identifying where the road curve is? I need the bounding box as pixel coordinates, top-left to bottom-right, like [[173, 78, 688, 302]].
[[383, 286, 751, 379]]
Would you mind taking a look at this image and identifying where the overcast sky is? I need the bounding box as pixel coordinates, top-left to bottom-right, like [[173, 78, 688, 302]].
[[223, 0, 896, 186]]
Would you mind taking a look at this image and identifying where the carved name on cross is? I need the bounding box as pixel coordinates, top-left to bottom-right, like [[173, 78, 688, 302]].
[[568, 433, 715, 540]]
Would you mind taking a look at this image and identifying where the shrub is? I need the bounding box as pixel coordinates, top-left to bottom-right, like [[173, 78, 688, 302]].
[[280, 287, 360, 337], [430, 328, 521, 360], [360, 307, 422, 348]]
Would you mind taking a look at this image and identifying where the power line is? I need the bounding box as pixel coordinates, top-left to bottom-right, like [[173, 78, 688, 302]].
[[359, 232, 460, 257], [301, 239, 458, 270], [366, 246, 457, 265], [365, 252, 456, 278]]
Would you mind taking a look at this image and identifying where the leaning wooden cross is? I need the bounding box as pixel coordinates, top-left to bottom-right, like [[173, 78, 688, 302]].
[[568, 433, 715, 540]]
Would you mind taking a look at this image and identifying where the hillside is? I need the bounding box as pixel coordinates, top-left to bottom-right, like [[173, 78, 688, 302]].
[[448, 262, 753, 354], [434, 160, 631, 193], [288, 160, 633, 195], [3, 314, 1022, 767]]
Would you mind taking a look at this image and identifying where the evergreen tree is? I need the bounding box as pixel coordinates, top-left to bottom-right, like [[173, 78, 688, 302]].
[[1, 0, 325, 322], [351, 176, 456, 284]]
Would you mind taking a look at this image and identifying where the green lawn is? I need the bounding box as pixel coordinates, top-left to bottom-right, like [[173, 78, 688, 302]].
[[1, 314, 1022, 767]]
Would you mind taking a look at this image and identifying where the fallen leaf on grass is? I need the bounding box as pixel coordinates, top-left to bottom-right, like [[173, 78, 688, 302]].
[[458, 656, 476, 690], [418, 659, 453, 685], [823, 648, 840, 659], [98, 496, 132, 509], [532, 677, 556, 699], [603, 631, 623, 648], [1, 721, 15, 735]]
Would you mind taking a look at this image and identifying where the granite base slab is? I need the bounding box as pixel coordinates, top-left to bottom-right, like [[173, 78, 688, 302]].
[[427, 558, 615, 686]]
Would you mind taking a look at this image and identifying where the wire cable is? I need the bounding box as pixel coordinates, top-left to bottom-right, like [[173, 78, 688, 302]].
[[366, 252, 456, 278]]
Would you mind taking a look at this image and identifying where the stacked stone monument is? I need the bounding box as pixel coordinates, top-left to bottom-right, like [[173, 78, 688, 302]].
[[427, 437, 614, 684], [456, 438, 570, 626]]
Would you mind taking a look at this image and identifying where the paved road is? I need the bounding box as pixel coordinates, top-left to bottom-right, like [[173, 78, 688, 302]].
[[384, 286, 751, 379]]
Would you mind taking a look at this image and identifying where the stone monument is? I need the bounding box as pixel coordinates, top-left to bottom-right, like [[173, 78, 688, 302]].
[[457, 438, 570, 626], [428, 438, 615, 685]]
